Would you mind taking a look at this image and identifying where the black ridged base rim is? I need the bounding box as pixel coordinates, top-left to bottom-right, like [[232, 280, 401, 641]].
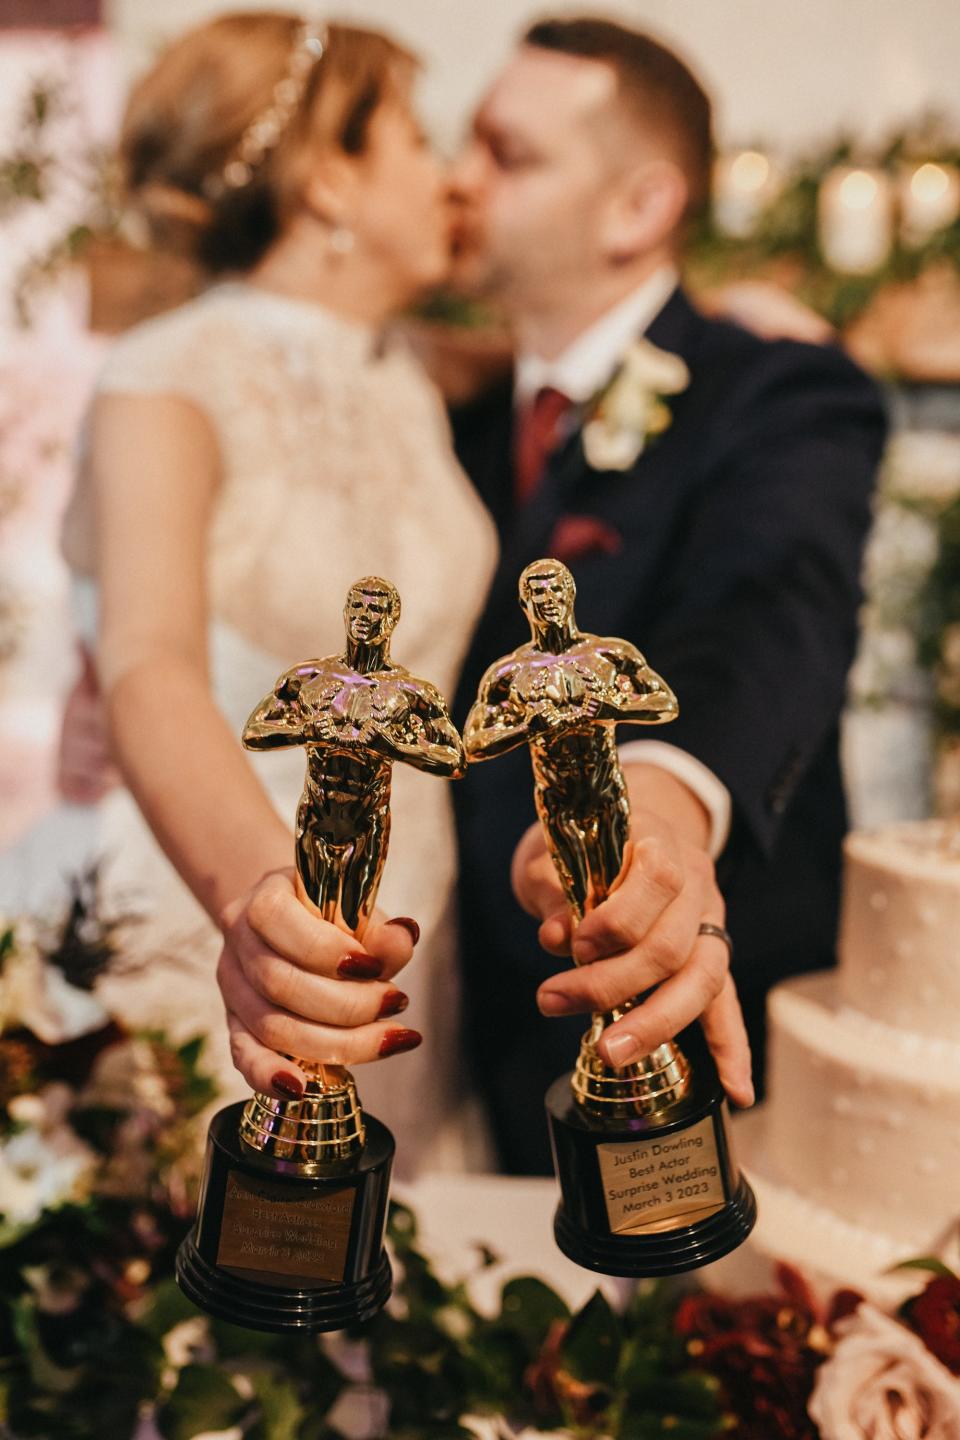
[[554, 1175, 757, 1278], [175, 1228, 392, 1333]]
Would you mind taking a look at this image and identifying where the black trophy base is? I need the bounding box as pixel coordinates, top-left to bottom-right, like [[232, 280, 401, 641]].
[[546, 1053, 756, 1279], [176, 1101, 394, 1333]]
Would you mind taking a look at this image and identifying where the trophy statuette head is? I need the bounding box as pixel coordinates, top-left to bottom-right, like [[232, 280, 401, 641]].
[[519, 558, 578, 634], [343, 576, 401, 650], [465, 558, 686, 1117]]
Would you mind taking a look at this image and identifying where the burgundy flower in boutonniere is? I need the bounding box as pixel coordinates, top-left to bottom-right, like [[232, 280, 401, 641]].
[[546, 514, 623, 564], [582, 337, 689, 471]]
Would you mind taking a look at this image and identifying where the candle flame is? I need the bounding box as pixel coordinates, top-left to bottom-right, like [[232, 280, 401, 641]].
[[911, 162, 950, 203], [730, 150, 770, 193], [838, 169, 879, 211]]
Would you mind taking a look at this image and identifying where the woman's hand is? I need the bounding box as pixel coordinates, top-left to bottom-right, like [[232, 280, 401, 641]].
[[57, 645, 121, 804], [698, 280, 834, 345], [217, 868, 423, 1100], [511, 778, 754, 1109]]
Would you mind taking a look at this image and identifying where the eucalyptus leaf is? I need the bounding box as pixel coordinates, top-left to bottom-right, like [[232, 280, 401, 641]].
[[391, 1425, 480, 1439], [139, 1275, 200, 1341], [560, 1290, 622, 1387], [154, 1362, 248, 1440], [176, 1035, 206, 1068], [388, 1199, 419, 1248], [628, 1373, 724, 1421], [210, 1314, 309, 1364], [246, 1370, 306, 1440], [618, 1409, 726, 1440], [887, 1256, 957, 1279], [615, 1336, 660, 1393], [11, 1297, 80, 1395], [498, 1275, 571, 1345]]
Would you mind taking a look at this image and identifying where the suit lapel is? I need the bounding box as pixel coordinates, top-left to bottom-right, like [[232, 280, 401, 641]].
[[539, 285, 704, 511], [455, 286, 709, 712]]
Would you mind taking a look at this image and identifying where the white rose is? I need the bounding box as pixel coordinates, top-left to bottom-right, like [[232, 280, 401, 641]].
[[621, 337, 690, 395], [463, 1421, 579, 1439], [0, 935, 108, 1043], [162, 1316, 212, 1369], [0, 1089, 96, 1227], [25, 963, 110, 1044], [808, 1304, 960, 1440], [583, 339, 688, 473], [582, 418, 646, 471]]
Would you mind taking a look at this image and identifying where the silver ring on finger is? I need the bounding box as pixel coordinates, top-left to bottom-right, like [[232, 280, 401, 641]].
[[697, 921, 733, 960]]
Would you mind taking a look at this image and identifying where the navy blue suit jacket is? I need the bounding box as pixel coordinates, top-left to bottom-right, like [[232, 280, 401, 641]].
[[450, 287, 887, 1174]]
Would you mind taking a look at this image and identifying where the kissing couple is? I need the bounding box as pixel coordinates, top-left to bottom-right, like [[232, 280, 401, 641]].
[[15, 12, 883, 1175]]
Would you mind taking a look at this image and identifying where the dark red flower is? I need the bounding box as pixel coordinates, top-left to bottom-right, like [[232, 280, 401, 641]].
[[906, 1274, 960, 1374], [674, 1266, 864, 1440]]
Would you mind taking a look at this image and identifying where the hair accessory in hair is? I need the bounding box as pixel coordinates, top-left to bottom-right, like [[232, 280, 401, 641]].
[[204, 12, 329, 199]]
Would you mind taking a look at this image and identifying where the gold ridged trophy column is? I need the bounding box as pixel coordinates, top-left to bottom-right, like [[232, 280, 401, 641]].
[[464, 559, 756, 1276], [177, 576, 466, 1331]]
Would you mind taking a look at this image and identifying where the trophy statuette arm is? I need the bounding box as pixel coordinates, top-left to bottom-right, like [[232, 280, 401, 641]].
[[241, 668, 320, 751], [371, 710, 466, 777], [593, 644, 679, 725], [463, 661, 533, 761], [355, 680, 466, 777]]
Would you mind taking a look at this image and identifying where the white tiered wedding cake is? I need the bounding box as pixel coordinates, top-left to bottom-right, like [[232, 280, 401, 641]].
[[709, 819, 960, 1302]]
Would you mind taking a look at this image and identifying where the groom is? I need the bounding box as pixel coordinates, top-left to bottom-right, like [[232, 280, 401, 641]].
[[446, 17, 887, 1170]]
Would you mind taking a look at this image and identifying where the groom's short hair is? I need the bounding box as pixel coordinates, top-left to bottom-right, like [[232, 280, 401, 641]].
[[523, 17, 714, 220]]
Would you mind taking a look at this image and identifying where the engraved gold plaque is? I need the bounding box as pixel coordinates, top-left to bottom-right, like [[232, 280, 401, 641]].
[[598, 1115, 725, 1235], [217, 1170, 356, 1287]]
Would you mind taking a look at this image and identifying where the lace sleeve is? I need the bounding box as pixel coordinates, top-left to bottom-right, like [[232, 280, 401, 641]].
[[95, 304, 212, 412]]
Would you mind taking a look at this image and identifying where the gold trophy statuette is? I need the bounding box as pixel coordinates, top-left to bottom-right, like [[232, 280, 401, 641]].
[[177, 577, 465, 1331], [464, 559, 756, 1276]]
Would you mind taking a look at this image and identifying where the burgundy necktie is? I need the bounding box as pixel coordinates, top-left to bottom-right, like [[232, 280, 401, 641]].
[[514, 386, 573, 505]]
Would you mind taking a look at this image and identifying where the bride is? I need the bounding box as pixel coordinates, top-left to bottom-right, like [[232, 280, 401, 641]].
[[43, 12, 498, 1172]]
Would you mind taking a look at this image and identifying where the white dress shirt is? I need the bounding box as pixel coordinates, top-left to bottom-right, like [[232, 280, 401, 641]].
[[515, 264, 732, 859]]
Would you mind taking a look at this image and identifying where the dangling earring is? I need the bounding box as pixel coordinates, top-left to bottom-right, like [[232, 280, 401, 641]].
[[329, 224, 355, 256]]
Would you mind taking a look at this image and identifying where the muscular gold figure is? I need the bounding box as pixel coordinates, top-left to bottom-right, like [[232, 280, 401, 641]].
[[464, 559, 678, 921], [244, 577, 465, 937]]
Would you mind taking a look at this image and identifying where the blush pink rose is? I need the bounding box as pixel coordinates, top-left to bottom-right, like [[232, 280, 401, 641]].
[[808, 1304, 960, 1440]]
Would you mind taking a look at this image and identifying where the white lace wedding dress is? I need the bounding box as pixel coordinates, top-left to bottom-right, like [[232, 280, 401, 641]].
[[7, 282, 499, 1175]]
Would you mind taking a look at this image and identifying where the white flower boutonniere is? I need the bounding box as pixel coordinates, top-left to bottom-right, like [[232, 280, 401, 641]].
[[582, 337, 689, 471]]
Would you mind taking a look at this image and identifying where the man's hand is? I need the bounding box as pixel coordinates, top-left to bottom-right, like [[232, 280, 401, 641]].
[[511, 768, 754, 1108], [218, 869, 423, 1100]]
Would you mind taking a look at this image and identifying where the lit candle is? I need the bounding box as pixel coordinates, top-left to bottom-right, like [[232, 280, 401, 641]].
[[818, 166, 894, 274], [713, 149, 779, 238], [900, 162, 960, 247]]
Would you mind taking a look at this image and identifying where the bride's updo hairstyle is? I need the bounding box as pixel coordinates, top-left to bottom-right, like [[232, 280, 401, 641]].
[[120, 12, 417, 274]]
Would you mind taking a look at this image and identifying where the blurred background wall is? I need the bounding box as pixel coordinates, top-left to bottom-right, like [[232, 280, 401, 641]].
[[108, 0, 960, 151]]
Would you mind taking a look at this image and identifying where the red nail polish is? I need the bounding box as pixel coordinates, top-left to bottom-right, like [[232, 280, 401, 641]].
[[378, 1027, 422, 1057], [377, 989, 409, 1020], [271, 1070, 303, 1100], [386, 916, 420, 945], [338, 953, 383, 980]]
